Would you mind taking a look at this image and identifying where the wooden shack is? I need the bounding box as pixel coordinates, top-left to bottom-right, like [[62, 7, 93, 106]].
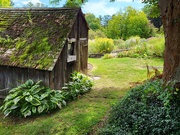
[[0, 8, 89, 95]]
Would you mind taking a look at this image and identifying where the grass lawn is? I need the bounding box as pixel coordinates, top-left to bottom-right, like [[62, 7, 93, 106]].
[[0, 58, 163, 135]]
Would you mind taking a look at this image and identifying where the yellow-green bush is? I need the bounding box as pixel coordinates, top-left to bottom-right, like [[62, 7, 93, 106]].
[[117, 36, 165, 58], [89, 38, 114, 54], [147, 36, 165, 57]]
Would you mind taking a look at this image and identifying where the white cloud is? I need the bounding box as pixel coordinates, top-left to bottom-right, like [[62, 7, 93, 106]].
[[82, 1, 118, 17]]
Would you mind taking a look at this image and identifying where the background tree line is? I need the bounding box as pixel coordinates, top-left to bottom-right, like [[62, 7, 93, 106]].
[[86, 6, 157, 40]]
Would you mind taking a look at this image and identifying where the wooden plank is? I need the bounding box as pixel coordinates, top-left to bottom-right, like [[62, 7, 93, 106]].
[[49, 70, 54, 89], [44, 71, 49, 88], [0, 67, 5, 89]]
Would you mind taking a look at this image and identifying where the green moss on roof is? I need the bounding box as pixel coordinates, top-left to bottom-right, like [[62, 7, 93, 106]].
[[0, 8, 80, 70]]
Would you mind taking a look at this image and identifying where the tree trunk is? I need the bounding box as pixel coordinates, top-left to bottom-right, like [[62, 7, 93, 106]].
[[159, 0, 180, 84]]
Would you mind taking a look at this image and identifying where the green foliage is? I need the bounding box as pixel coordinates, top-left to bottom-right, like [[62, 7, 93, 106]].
[[146, 36, 165, 57], [117, 36, 148, 58], [0, 71, 93, 118], [89, 29, 106, 40], [85, 13, 103, 31], [102, 54, 114, 59], [0, 36, 14, 48], [113, 39, 125, 50], [62, 72, 93, 101], [63, 0, 86, 7], [0, 80, 66, 117], [105, 6, 155, 40], [117, 36, 165, 58], [0, 0, 11, 7], [142, 4, 160, 18], [89, 38, 114, 54], [100, 79, 180, 135]]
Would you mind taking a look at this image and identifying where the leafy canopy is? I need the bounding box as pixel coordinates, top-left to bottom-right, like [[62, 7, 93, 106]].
[[85, 13, 103, 31], [106, 6, 154, 40], [0, 0, 11, 7]]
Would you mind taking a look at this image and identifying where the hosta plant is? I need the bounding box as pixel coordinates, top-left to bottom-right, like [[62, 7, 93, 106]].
[[62, 72, 93, 101], [0, 79, 66, 117]]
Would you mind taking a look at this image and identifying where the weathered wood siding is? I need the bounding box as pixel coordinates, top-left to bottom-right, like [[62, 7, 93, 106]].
[[79, 13, 88, 70], [0, 66, 50, 90]]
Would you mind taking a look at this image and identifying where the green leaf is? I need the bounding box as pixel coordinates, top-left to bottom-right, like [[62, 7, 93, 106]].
[[32, 87, 43, 95], [3, 101, 14, 111], [23, 110, 31, 117], [30, 98, 41, 106], [25, 79, 34, 87], [9, 87, 19, 93], [13, 96, 22, 104], [32, 107, 37, 114], [10, 104, 19, 110], [23, 91, 30, 96], [57, 103, 61, 109], [5, 94, 15, 101], [38, 106, 44, 113], [40, 93, 49, 100], [4, 109, 11, 117], [62, 100, 66, 106], [50, 98, 58, 104], [25, 95, 33, 102], [21, 105, 29, 113]]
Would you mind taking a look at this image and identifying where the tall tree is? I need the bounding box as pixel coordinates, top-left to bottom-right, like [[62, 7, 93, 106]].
[[142, 4, 162, 30], [101, 15, 112, 27], [106, 6, 153, 40], [158, 0, 180, 84], [85, 13, 102, 31], [143, 0, 180, 84]]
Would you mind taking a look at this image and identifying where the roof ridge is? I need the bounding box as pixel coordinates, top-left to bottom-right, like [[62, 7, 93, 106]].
[[0, 7, 81, 11]]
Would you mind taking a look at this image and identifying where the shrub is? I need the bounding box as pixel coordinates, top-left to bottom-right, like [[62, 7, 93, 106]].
[[147, 36, 165, 57], [102, 54, 114, 59], [99, 79, 180, 135], [117, 37, 148, 58], [89, 29, 107, 40], [125, 36, 141, 49], [0, 80, 66, 117], [117, 36, 165, 58], [62, 72, 93, 101], [89, 38, 114, 54], [113, 39, 125, 50]]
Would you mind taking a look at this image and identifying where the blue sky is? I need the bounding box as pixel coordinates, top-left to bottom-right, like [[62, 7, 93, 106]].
[[13, 0, 145, 17]]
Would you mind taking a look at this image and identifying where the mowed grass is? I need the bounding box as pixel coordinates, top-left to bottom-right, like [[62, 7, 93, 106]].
[[0, 58, 163, 135]]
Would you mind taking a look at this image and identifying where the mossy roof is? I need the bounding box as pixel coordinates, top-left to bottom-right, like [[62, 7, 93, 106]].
[[0, 8, 81, 71]]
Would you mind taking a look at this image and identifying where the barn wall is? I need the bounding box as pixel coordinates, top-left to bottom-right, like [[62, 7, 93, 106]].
[[51, 42, 68, 90], [79, 13, 89, 71], [0, 66, 50, 90]]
